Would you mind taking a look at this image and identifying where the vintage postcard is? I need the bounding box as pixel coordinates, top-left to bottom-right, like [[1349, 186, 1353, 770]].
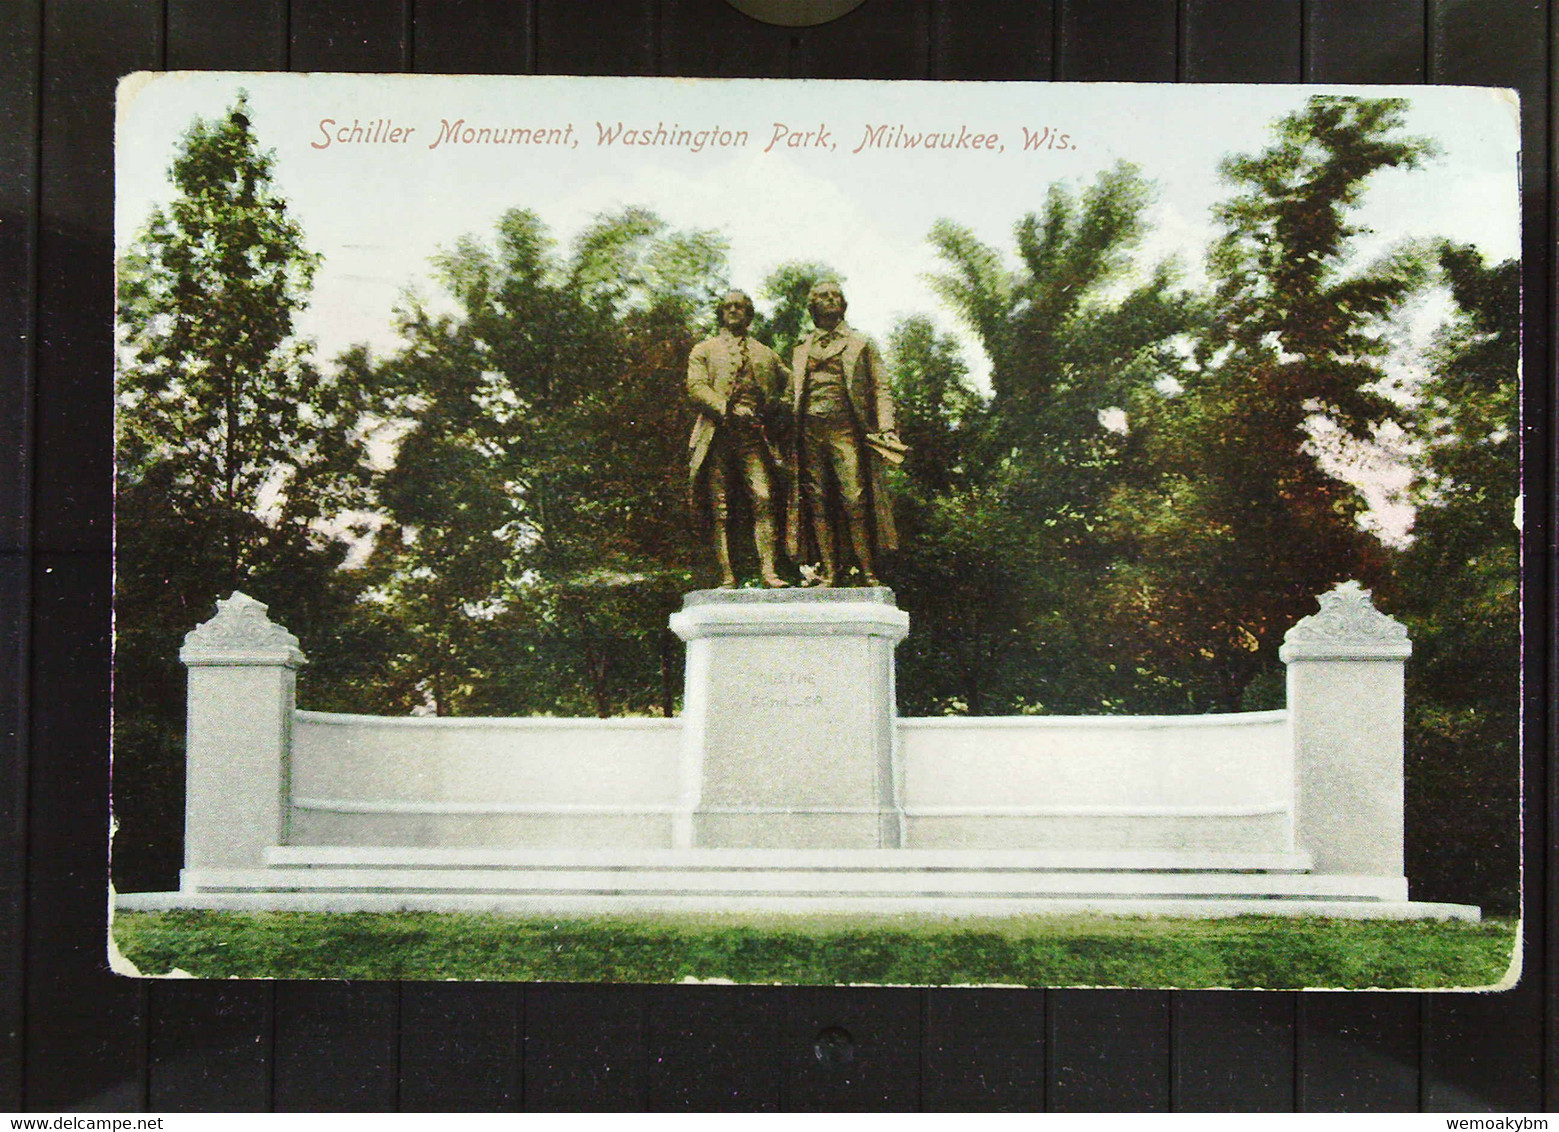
[[111, 73, 1522, 989]]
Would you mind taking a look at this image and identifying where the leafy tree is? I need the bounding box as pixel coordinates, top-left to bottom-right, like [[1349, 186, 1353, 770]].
[[758, 260, 842, 360], [885, 316, 982, 501], [1390, 244, 1520, 911], [920, 163, 1200, 713], [358, 207, 725, 717], [1102, 97, 1435, 710], [114, 95, 373, 888], [881, 316, 1004, 714], [117, 94, 368, 592]]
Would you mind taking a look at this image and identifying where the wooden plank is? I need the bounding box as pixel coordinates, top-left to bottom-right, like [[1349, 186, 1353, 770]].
[[1421, 1, 1547, 1110], [662, 0, 792, 78], [1056, 0, 1176, 82], [642, 985, 785, 1110], [26, 552, 144, 1109], [0, 558, 25, 1116], [0, 1, 39, 1107], [27, 0, 159, 1108], [524, 984, 646, 1109], [1304, 0, 1424, 83], [1551, 1, 1559, 1108], [922, 989, 1045, 1111], [1049, 990, 1169, 1111], [933, 0, 1054, 81], [0, 0, 40, 554], [1424, 989, 1544, 1111], [274, 982, 399, 1111], [535, 0, 656, 75], [35, 0, 156, 555], [1181, 0, 1300, 82], [400, 983, 521, 1111], [167, 0, 287, 70], [1431, 0, 1545, 86], [415, 0, 535, 75], [0, 554, 28, 1112], [291, 0, 409, 72], [790, 2, 931, 80], [1298, 995, 1419, 1111], [783, 987, 921, 1111], [148, 983, 273, 1111], [1175, 992, 1295, 1111]]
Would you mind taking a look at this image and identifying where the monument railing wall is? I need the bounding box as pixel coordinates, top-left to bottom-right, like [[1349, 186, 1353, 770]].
[[899, 711, 1292, 852], [282, 706, 1294, 854], [289, 711, 685, 848], [173, 581, 1410, 886]]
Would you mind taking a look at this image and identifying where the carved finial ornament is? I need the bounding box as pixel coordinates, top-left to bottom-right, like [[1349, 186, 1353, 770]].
[[1279, 581, 1411, 662], [180, 592, 305, 667]]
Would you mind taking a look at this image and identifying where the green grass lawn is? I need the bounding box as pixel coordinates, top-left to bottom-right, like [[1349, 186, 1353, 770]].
[[112, 910, 1520, 990]]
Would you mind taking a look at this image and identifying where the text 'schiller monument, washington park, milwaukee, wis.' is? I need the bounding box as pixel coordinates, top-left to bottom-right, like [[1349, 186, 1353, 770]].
[[118, 281, 1477, 924]]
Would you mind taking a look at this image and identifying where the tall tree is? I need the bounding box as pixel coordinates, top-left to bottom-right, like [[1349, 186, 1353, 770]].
[[921, 163, 1199, 713], [1391, 243, 1520, 911], [1102, 97, 1435, 710], [358, 207, 726, 717], [115, 95, 373, 888], [758, 260, 841, 361], [883, 315, 1015, 715], [118, 94, 367, 591]]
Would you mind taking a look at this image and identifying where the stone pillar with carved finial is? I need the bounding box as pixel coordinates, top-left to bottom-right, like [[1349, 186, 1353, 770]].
[[1280, 581, 1412, 884], [178, 592, 305, 877]]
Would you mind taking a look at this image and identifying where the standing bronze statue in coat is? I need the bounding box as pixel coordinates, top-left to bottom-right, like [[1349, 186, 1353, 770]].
[[785, 280, 900, 587], [687, 290, 790, 588]]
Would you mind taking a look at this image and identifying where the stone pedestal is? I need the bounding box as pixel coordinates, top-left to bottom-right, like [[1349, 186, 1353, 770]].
[[1280, 581, 1411, 880], [178, 593, 304, 873], [669, 588, 909, 849]]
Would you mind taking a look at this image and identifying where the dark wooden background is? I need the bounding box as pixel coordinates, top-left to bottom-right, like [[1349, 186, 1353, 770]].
[[1, 0, 1552, 1111]]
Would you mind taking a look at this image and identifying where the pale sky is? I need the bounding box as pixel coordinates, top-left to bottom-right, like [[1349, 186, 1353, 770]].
[[116, 74, 1521, 539]]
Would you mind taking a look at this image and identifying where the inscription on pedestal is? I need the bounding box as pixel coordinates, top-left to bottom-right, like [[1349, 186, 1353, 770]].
[[747, 670, 824, 711], [669, 588, 908, 849]]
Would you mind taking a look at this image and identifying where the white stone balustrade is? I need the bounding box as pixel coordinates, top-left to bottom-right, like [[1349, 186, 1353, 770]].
[[133, 581, 1471, 918]]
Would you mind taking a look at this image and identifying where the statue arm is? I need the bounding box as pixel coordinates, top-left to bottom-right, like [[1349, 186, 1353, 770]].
[[686, 343, 727, 421], [783, 347, 804, 408], [759, 344, 789, 405]]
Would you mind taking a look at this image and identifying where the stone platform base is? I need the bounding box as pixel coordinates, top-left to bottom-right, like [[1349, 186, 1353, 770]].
[[115, 846, 1480, 921]]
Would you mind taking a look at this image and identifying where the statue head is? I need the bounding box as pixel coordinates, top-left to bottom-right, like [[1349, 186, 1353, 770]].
[[807, 280, 847, 331], [716, 290, 756, 334]]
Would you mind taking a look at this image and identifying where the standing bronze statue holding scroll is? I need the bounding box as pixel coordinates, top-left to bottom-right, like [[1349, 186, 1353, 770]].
[[785, 280, 902, 587]]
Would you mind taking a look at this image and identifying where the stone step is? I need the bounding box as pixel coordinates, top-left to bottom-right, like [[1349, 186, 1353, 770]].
[[183, 861, 1406, 900], [110, 844, 1483, 921], [117, 888, 1479, 921], [262, 845, 1316, 873]]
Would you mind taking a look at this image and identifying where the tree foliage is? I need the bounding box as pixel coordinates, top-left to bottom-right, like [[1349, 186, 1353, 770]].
[[114, 95, 375, 888], [1099, 97, 1436, 710], [912, 163, 1201, 713], [1391, 244, 1521, 912], [353, 207, 725, 718]]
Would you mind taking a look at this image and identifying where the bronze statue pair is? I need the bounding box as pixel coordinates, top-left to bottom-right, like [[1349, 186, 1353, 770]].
[[687, 282, 901, 589]]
